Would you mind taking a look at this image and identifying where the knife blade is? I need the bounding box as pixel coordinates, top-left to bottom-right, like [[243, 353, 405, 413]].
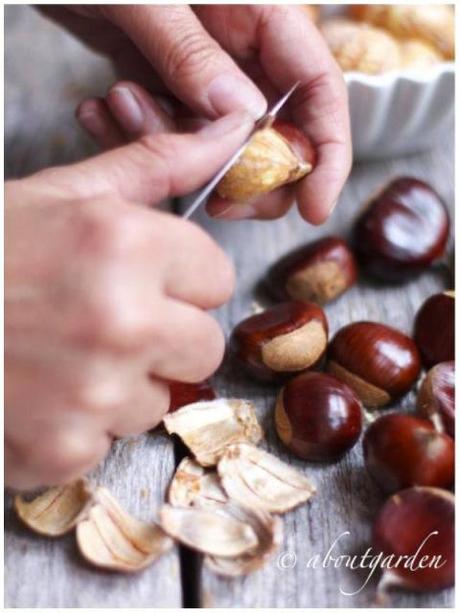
[[181, 81, 300, 220]]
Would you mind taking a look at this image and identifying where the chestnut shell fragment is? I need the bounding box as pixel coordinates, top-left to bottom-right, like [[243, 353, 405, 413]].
[[414, 291, 455, 369], [352, 177, 449, 282], [417, 361, 455, 438], [266, 236, 358, 305], [275, 371, 362, 461]]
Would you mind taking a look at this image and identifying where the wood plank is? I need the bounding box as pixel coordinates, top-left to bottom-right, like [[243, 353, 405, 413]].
[[5, 433, 182, 608], [4, 4, 455, 607], [189, 127, 454, 608]]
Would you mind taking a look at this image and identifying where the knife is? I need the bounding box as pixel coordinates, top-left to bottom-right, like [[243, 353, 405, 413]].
[[181, 81, 300, 220]]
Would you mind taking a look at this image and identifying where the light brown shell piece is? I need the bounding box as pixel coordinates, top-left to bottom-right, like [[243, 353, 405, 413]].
[[399, 39, 443, 70], [217, 443, 316, 514], [216, 127, 312, 202], [349, 4, 454, 60], [14, 479, 93, 537], [205, 505, 284, 577], [168, 457, 228, 508], [76, 487, 173, 572], [321, 18, 401, 74], [163, 398, 263, 466], [327, 360, 391, 407], [159, 504, 259, 557], [261, 319, 327, 372]]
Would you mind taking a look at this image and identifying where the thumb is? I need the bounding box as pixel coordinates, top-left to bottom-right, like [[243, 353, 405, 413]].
[[105, 5, 267, 120], [37, 112, 254, 206]]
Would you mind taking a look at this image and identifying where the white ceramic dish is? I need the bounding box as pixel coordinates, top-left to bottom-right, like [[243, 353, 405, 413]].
[[345, 62, 455, 160]]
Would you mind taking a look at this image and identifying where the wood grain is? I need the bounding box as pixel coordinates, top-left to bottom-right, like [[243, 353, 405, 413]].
[[4, 5, 454, 609]]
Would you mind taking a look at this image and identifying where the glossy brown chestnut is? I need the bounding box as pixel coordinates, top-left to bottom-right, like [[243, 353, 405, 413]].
[[373, 487, 455, 592], [417, 361, 455, 438], [230, 301, 328, 382], [363, 413, 454, 493], [414, 291, 454, 369], [275, 371, 362, 460], [168, 381, 216, 413], [352, 177, 449, 282], [327, 321, 421, 407], [266, 236, 358, 305]]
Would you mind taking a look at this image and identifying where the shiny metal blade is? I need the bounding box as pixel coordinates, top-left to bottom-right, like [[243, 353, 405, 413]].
[[181, 82, 300, 220], [181, 138, 251, 220]]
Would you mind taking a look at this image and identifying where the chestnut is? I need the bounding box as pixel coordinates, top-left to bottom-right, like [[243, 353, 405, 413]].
[[230, 301, 328, 382], [168, 380, 216, 413], [417, 361, 455, 438], [275, 371, 362, 461], [373, 487, 454, 592], [266, 236, 358, 305], [363, 413, 454, 494], [216, 119, 316, 202], [352, 177, 449, 282], [327, 321, 421, 407], [414, 291, 454, 369]]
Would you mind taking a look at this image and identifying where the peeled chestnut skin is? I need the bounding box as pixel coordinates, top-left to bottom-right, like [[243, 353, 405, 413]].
[[417, 361, 455, 438], [275, 371, 362, 461], [266, 236, 358, 305], [373, 487, 454, 591], [363, 413, 454, 494], [352, 177, 449, 282], [168, 381, 216, 413], [272, 119, 317, 168], [327, 321, 421, 407], [230, 301, 328, 382], [414, 291, 454, 369]]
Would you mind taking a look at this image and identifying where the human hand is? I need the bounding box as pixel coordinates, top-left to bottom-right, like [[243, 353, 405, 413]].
[[40, 5, 351, 223], [5, 112, 252, 490]]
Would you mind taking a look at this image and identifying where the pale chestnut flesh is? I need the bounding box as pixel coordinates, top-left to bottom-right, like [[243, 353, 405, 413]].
[[216, 119, 315, 202]]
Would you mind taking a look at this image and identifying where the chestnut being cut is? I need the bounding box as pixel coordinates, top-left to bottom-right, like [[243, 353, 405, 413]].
[[352, 177, 449, 282], [230, 301, 328, 382], [216, 119, 316, 202], [414, 291, 455, 369], [363, 413, 454, 494], [266, 236, 358, 305], [327, 321, 421, 407], [373, 487, 455, 592], [417, 361, 455, 438], [275, 371, 362, 461]]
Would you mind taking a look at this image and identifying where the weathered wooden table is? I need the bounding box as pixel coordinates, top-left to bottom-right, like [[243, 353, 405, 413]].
[[4, 6, 455, 608]]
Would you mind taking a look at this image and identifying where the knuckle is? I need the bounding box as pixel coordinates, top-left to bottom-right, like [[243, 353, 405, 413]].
[[164, 30, 218, 82], [74, 299, 153, 352], [187, 316, 225, 380], [35, 432, 108, 483], [76, 199, 143, 258]]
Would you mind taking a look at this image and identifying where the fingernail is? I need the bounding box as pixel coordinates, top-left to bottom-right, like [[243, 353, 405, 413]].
[[212, 203, 257, 220], [199, 110, 254, 139], [78, 109, 106, 137], [207, 73, 267, 119], [108, 87, 144, 132]]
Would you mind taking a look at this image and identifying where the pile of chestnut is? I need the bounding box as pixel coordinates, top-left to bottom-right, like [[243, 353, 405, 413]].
[[171, 177, 455, 594]]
